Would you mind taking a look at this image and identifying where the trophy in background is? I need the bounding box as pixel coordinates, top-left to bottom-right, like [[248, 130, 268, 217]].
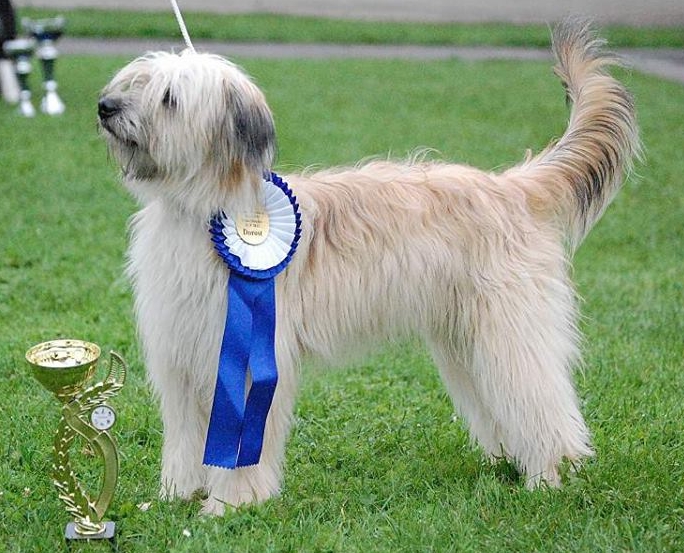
[[25, 339, 127, 540], [23, 16, 66, 115], [2, 38, 36, 117]]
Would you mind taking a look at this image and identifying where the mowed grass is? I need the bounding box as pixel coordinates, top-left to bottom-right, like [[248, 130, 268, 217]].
[[18, 7, 684, 48], [0, 51, 683, 552]]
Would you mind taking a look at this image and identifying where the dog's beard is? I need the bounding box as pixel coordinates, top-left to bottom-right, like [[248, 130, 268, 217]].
[[113, 141, 159, 182], [100, 112, 161, 182], [124, 150, 161, 181]]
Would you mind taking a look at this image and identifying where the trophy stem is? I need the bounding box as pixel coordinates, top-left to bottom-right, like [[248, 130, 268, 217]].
[[2, 38, 36, 117], [37, 42, 64, 115], [23, 16, 66, 116], [53, 397, 120, 526]]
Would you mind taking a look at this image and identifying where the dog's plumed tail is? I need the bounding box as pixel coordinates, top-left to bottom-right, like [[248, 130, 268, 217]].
[[514, 19, 641, 249]]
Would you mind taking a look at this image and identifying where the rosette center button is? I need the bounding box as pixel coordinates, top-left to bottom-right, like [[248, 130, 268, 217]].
[[236, 211, 270, 246]]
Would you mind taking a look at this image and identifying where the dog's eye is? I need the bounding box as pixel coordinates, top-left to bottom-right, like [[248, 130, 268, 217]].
[[162, 88, 178, 110]]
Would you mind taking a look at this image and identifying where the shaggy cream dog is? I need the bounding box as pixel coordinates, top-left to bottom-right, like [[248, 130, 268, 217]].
[[98, 20, 639, 515]]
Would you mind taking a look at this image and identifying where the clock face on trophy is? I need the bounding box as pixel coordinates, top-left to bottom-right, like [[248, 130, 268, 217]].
[[90, 406, 117, 431]]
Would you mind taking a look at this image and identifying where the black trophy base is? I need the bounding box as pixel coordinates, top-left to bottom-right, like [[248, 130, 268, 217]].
[[65, 521, 115, 540]]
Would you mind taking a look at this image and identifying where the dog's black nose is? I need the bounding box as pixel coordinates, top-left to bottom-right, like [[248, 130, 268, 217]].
[[98, 97, 121, 120]]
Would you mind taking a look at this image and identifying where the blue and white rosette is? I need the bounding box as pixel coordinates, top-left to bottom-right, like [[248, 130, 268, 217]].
[[203, 172, 301, 469]]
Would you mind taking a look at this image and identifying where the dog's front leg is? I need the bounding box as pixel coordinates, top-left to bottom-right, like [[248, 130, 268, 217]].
[[201, 345, 299, 515], [156, 372, 209, 501], [201, 400, 292, 515]]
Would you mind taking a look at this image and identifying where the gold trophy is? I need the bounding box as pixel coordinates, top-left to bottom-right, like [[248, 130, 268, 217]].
[[25, 339, 127, 540]]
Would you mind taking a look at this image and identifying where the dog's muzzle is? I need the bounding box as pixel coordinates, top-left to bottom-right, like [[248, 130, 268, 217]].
[[98, 96, 122, 122]]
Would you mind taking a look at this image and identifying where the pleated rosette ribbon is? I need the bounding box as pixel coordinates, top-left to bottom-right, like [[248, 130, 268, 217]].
[[203, 172, 301, 469]]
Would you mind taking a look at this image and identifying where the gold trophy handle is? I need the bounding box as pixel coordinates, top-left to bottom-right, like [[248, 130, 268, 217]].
[[106, 351, 127, 387]]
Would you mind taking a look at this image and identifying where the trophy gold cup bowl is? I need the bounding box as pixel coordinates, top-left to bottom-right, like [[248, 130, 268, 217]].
[[27, 339, 100, 401], [26, 339, 126, 540]]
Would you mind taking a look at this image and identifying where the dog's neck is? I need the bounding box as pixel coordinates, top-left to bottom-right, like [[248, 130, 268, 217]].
[[125, 173, 265, 225]]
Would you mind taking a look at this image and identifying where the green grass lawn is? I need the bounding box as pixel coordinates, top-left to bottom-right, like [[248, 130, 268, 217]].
[[17, 7, 684, 48], [0, 48, 683, 552]]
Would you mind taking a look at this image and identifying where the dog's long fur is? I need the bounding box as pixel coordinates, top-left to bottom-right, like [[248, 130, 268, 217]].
[[99, 20, 639, 515]]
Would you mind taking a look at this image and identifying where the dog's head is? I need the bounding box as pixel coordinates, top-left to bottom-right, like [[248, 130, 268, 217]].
[[98, 50, 275, 211]]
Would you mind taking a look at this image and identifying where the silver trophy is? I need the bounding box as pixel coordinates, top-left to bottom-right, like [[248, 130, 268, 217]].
[[2, 38, 36, 117], [23, 16, 65, 115]]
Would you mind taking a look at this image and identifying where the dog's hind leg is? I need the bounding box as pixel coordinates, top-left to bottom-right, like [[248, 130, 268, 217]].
[[428, 338, 504, 460], [466, 279, 593, 487]]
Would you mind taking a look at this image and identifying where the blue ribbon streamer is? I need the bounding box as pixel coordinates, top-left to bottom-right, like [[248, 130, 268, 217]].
[[203, 273, 278, 469], [203, 172, 300, 470]]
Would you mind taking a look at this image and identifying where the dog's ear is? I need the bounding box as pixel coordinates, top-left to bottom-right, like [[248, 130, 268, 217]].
[[218, 81, 276, 187], [233, 93, 276, 170]]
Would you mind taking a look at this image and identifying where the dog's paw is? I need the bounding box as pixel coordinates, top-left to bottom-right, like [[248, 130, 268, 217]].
[[159, 480, 207, 502], [159, 481, 178, 502], [525, 468, 562, 490], [200, 495, 235, 517]]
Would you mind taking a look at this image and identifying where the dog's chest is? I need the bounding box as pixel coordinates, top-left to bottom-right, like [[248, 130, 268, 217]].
[[128, 202, 227, 370]]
